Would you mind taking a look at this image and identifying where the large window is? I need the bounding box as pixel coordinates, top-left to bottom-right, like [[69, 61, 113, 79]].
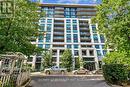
[[46, 34, 51, 42], [38, 44, 43, 48], [66, 34, 71, 42], [47, 19, 52, 23], [64, 8, 77, 18], [93, 34, 99, 43], [73, 34, 78, 43], [45, 44, 50, 49], [38, 35, 43, 42], [47, 24, 51, 32], [74, 50, 79, 56], [95, 45, 100, 49], [40, 24, 45, 31], [92, 25, 97, 33], [67, 45, 71, 48], [100, 35, 105, 43], [66, 24, 71, 33], [74, 44, 78, 49], [96, 50, 102, 56], [73, 25, 77, 33]]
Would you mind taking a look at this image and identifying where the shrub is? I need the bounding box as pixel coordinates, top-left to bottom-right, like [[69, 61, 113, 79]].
[[102, 64, 128, 85]]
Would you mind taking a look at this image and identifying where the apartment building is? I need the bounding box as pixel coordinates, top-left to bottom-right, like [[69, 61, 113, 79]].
[[28, 3, 111, 71]]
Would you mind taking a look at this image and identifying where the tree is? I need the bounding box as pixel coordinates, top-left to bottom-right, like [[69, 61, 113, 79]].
[[42, 51, 53, 70], [103, 51, 130, 65], [61, 49, 72, 71], [92, 0, 130, 54], [0, 0, 44, 56], [75, 57, 80, 69]]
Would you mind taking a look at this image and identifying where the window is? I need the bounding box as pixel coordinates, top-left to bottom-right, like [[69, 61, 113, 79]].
[[67, 45, 71, 48], [47, 19, 52, 23], [73, 20, 77, 23], [103, 50, 107, 55], [100, 35, 105, 43], [38, 44, 43, 48], [40, 24, 45, 31], [74, 45, 78, 49], [66, 19, 71, 23], [92, 25, 97, 33], [46, 34, 51, 42], [45, 44, 50, 49], [101, 45, 105, 49], [47, 24, 51, 32], [89, 50, 94, 56], [95, 45, 100, 49], [66, 24, 71, 33], [66, 34, 71, 42], [73, 34, 78, 43], [93, 34, 99, 43], [74, 50, 79, 56], [73, 25, 77, 33], [38, 35, 43, 42], [96, 50, 102, 56]]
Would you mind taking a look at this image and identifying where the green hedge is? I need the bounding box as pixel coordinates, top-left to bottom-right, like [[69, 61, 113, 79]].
[[102, 64, 128, 85]]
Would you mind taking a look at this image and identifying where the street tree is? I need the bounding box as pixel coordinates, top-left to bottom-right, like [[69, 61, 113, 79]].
[[75, 57, 80, 69], [92, 0, 130, 54], [61, 49, 72, 71], [0, 0, 44, 56], [42, 51, 53, 70]]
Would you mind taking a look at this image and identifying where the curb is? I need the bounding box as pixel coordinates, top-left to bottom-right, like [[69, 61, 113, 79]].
[[20, 78, 31, 87]]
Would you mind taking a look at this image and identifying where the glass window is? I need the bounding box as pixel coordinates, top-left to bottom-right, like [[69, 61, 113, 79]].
[[103, 50, 107, 55], [45, 44, 50, 49], [47, 24, 51, 32], [67, 45, 71, 48], [74, 50, 79, 56], [38, 35, 43, 42], [93, 34, 99, 43], [66, 34, 71, 42], [74, 45, 78, 49], [102, 45, 105, 49], [66, 24, 71, 33], [96, 50, 102, 56], [95, 45, 100, 49], [92, 25, 97, 33], [40, 24, 45, 31], [73, 34, 78, 43], [73, 20, 77, 23], [100, 35, 105, 43], [46, 34, 51, 42], [38, 44, 43, 48], [66, 19, 71, 23], [47, 19, 52, 23]]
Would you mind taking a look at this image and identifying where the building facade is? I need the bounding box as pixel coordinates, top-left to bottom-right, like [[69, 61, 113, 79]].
[[28, 4, 111, 71]]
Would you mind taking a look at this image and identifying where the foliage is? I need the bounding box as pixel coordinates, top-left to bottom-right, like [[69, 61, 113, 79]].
[[61, 49, 72, 71], [102, 64, 128, 85], [42, 51, 53, 70], [0, 0, 44, 56], [92, 0, 130, 53], [75, 57, 80, 69], [103, 51, 130, 65]]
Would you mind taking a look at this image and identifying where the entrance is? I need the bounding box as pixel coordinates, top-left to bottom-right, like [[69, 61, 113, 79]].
[[84, 62, 96, 71]]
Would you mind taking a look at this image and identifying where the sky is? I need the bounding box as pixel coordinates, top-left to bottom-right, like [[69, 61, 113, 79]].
[[32, 0, 102, 4]]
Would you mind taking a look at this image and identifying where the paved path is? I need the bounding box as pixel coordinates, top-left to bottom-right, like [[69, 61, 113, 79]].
[[29, 75, 111, 87]]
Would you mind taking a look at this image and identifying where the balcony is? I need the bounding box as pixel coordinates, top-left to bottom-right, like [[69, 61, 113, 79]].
[[80, 28, 90, 31], [53, 32, 64, 35]]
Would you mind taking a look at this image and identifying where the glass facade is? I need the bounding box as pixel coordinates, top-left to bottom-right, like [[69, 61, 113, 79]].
[[73, 34, 78, 43], [93, 34, 99, 43], [66, 34, 71, 42], [64, 8, 77, 18]]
